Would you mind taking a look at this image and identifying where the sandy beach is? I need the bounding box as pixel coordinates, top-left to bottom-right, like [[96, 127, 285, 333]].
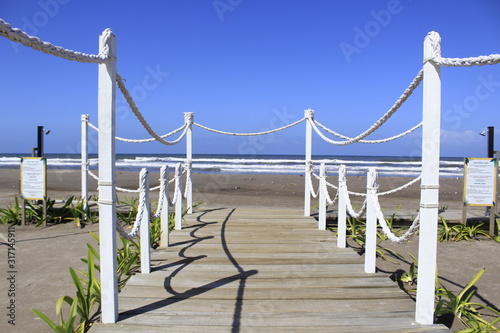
[[0, 168, 499, 332]]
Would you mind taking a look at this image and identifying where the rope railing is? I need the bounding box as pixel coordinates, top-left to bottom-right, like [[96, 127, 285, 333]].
[[305, 162, 320, 199], [193, 117, 305, 136], [87, 120, 187, 143], [115, 163, 184, 239], [317, 163, 421, 235], [366, 168, 420, 244], [0, 19, 110, 64], [87, 165, 185, 193], [427, 31, 500, 67], [152, 165, 168, 219], [116, 168, 149, 240], [116, 74, 190, 146], [306, 70, 423, 146], [313, 119, 423, 144]]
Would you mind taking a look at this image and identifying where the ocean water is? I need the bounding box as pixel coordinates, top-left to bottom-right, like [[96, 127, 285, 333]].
[[0, 153, 465, 178]]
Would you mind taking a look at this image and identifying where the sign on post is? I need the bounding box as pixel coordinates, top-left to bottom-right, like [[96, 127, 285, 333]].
[[463, 157, 497, 207], [20, 157, 47, 200], [462, 157, 498, 236], [20, 157, 47, 225]]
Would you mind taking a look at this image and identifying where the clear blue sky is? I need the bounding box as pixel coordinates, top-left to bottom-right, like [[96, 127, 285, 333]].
[[1, 0, 499, 158]]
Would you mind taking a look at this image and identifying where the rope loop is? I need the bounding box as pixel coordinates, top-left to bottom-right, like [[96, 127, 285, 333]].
[[152, 165, 169, 219], [116, 74, 188, 145], [308, 70, 423, 146], [116, 168, 149, 240], [193, 117, 305, 136]]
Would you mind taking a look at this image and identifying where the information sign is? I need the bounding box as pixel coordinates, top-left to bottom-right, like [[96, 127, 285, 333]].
[[20, 157, 47, 200], [463, 157, 497, 207]]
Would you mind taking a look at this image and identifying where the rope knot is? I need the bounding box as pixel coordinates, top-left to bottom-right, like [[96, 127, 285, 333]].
[[184, 112, 194, 124], [305, 160, 314, 173], [424, 31, 441, 64], [304, 109, 315, 119]]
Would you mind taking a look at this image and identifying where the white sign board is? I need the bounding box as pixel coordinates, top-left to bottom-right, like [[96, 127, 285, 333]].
[[20, 157, 47, 200], [463, 157, 497, 207]]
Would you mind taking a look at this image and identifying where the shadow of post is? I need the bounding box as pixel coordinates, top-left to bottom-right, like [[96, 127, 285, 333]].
[[119, 207, 258, 332]]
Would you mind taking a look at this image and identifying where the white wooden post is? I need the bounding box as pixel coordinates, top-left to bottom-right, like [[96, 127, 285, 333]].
[[140, 169, 151, 274], [364, 168, 377, 274], [304, 109, 314, 216], [184, 112, 193, 214], [175, 163, 183, 230], [337, 165, 347, 248], [81, 114, 89, 216], [160, 165, 170, 247], [319, 163, 326, 230], [416, 32, 442, 325], [97, 29, 118, 323]]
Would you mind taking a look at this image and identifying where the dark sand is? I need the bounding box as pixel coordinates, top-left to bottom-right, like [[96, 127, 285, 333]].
[[0, 168, 498, 332]]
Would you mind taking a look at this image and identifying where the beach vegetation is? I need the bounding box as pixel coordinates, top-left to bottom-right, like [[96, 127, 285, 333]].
[[437, 217, 491, 242], [0, 196, 22, 224], [116, 196, 139, 225], [33, 244, 101, 332], [435, 268, 500, 331], [495, 218, 500, 243], [397, 252, 418, 288], [396, 256, 500, 331], [0, 196, 98, 226], [32, 199, 197, 332], [333, 214, 406, 264]]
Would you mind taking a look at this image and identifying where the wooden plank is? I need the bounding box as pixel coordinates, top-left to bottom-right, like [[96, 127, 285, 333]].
[[90, 207, 449, 332]]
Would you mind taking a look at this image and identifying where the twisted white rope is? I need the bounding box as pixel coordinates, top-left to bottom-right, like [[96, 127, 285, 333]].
[[341, 182, 368, 219], [306, 162, 319, 199], [183, 161, 192, 199], [193, 117, 305, 136], [0, 19, 109, 64], [313, 120, 423, 144], [379, 175, 421, 196], [427, 31, 500, 67], [116, 169, 149, 240], [323, 181, 338, 206], [367, 170, 420, 243], [152, 165, 168, 220], [169, 164, 183, 206], [87, 120, 187, 143], [87, 169, 161, 193], [307, 70, 423, 146], [116, 74, 188, 146]]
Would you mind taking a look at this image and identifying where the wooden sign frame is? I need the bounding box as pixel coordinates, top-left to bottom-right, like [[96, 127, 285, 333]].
[[462, 156, 498, 236], [20, 157, 47, 224]]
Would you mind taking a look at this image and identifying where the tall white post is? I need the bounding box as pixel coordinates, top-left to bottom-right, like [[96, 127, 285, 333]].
[[184, 112, 193, 214], [81, 114, 89, 216], [416, 32, 441, 325], [175, 163, 183, 230], [97, 29, 118, 323], [304, 109, 314, 216], [318, 163, 326, 230], [364, 168, 377, 274], [140, 169, 151, 274], [337, 165, 347, 248], [160, 165, 170, 247]]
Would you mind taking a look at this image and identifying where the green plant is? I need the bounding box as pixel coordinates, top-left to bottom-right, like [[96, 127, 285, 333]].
[[495, 218, 500, 243], [117, 236, 141, 290], [117, 196, 139, 225], [398, 252, 418, 288], [435, 268, 500, 331], [32, 246, 101, 332], [438, 217, 491, 242], [32, 296, 80, 333], [0, 197, 22, 224]]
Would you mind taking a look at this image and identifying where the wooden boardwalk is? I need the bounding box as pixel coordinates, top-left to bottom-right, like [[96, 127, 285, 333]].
[[92, 207, 449, 332]]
